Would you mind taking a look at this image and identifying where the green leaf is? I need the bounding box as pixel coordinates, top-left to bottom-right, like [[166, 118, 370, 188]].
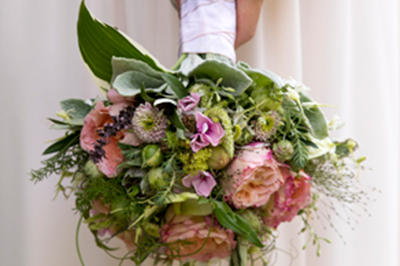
[[140, 84, 155, 102], [238, 62, 285, 88], [42, 132, 80, 155], [170, 110, 186, 130], [161, 73, 188, 99], [60, 99, 91, 119], [188, 60, 253, 96], [113, 70, 166, 96], [111, 57, 163, 82], [77, 1, 166, 89], [211, 201, 263, 248], [299, 92, 328, 139]]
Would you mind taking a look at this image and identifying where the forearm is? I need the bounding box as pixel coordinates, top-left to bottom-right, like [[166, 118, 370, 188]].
[[235, 0, 264, 49]]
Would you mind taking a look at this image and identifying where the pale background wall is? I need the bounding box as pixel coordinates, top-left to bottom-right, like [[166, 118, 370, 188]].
[[0, 0, 399, 265]]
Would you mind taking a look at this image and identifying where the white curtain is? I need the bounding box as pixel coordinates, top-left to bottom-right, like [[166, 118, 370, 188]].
[[0, 0, 398, 265]]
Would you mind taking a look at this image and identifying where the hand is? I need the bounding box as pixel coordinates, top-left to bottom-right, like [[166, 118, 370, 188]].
[[174, 0, 264, 49]]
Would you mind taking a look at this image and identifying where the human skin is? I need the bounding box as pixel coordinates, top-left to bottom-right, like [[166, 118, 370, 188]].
[[174, 0, 264, 49]]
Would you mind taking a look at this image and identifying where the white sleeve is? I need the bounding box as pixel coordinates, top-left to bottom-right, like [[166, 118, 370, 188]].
[[179, 0, 237, 62]]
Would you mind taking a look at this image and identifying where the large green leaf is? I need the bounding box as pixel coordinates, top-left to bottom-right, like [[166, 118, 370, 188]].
[[299, 92, 328, 139], [77, 1, 167, 90], [60, 99, 91, 119], [188, 60, 253, 96]]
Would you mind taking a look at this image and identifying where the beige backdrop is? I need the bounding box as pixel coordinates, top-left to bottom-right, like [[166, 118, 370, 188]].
[[0, 0, 399, 265]]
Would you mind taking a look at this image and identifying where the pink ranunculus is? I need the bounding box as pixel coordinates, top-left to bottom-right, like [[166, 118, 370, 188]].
[[178, 92, 201, 112], [160, 207, 236, 262], [80, 101, 125, 177], [224, 142, 285, 209], [262, 170, 312, 228]]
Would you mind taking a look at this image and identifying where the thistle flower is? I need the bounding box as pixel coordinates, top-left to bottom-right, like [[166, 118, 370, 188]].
[[273, 140, 294, 162], [132, 102, 167, 143], [253, 111, 280, 142]]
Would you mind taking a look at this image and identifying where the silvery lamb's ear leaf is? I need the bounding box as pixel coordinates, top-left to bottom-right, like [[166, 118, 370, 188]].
[[113, 71, 166, 96], [188, 60, 253, 96], [77, 1, 167, 91], [299, 92, 329, 139], [60, 99, 91, 119], [111, 57, 163, 83], [237, 61, 285, 88]]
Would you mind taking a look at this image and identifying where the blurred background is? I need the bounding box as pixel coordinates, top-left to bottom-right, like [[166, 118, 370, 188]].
[[0, 0, 399, 265]]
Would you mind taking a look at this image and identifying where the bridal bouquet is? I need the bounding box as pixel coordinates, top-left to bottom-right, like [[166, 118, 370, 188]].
[[31, 2, 367, 266]]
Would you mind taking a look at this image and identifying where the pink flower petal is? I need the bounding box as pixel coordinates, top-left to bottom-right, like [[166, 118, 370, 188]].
[[182, 172, 216, 197], [206, 122, 225, 146]]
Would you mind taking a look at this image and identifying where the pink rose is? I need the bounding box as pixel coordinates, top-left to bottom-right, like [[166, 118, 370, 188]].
[[262, 170, 312, 228], [224, 142, 285, 209], [160, 207, 236, 262], [80, 101, 138, 177]]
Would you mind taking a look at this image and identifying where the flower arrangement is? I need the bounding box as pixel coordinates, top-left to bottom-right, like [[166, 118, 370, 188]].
[[31, 2, 368, 266]]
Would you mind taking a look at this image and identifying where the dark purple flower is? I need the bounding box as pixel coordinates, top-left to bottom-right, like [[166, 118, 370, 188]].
[[182, 171, 216, 197], [178, 92, 201, 112], [190, 112, 225, 152]]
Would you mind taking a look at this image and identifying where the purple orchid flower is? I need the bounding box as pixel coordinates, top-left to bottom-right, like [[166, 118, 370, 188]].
[[190, 112, 225, 152], [182, 171, 216, 197], [177, 92, 201, 112]]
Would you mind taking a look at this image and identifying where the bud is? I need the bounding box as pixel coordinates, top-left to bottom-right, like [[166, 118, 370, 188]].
[[207, 146, 231, 170], [84, 160, 105, 179], [148, 168, 168, 189], [273, 140, 294, 162], [239, 210, 261, 233], [142, 144, 163, 168]]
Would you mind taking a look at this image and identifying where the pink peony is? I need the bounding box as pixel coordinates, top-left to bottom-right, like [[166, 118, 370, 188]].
[[262, 170, 312, 228], [160, 207, 236, 262], [224, 142, 285, 209], [80, 101, 138, 177]]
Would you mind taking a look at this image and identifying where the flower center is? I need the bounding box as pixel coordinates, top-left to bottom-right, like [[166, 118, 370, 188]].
[[142, 117, 155, 131]]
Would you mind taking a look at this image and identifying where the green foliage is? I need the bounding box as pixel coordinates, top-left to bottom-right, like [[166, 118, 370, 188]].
[[278, 97, 315, 169], [113, 70, 166, 97], [161, 73, 188, 99], [210, 200, 263, 248], [299, 92, 328, 139], [77, 1, 166, 88], [30, 145, 88, 183], [188, 60, 253, 96], [60, 99, 92, 119], [42, 131, 80, 155]]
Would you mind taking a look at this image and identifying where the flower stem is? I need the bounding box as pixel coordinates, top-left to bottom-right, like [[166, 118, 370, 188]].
[[76, 216, 85, 266]]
